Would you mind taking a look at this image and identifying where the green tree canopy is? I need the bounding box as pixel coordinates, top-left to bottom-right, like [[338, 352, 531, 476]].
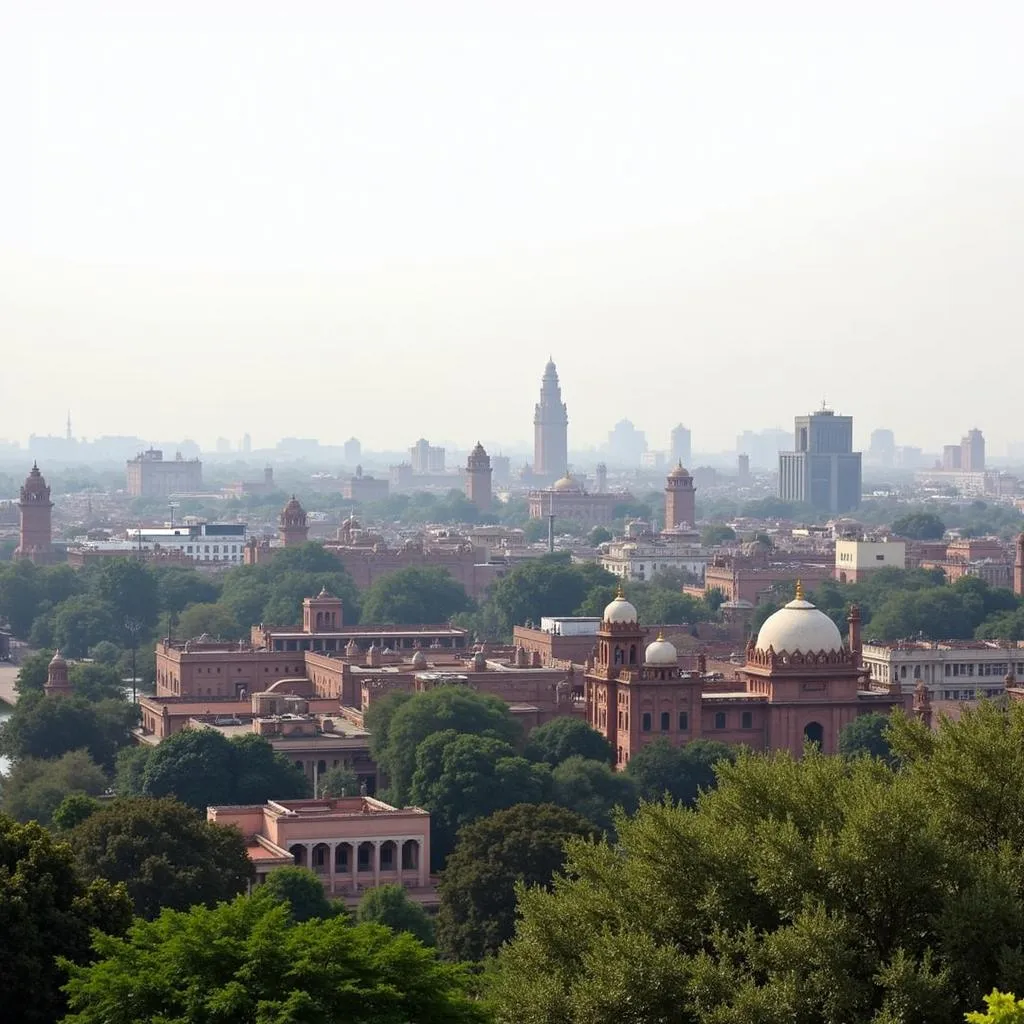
[[0, 692, 138, 770], [968, 992, 1024, 1023], [357, 883, 436, 945], [361, 566, 473, 624], [525, 717, 614, 766], [701, 524, 737, 546], [436, 802, 597, 963], [175, 601, 242, 640], [13, 648, 54, 695], [318, 763, 360, 797], [624, 736, 736, 805], [122, 727, 310, 809], [0, 748, 108, 826], [838, 712, 898, 766], [410, 730, 550, 867], [891, 512, 946, 539], [372, 685, 521, 806], [259, 866, 338, 922], [70, 796, 255, 919], [0, 814, 131, 1024], [51, 594, 116, 657], [549, 755, 638, 833]]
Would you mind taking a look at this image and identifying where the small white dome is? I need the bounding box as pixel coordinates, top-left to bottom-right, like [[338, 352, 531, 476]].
[[755, 585, 843, 655], [644, 633, 678, 665], [552, 474, 580, 492], [604, 586, 638, 624]]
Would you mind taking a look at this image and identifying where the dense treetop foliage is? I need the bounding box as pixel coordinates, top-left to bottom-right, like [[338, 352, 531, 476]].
[[61, 890, 488, 1024], [357, 883, 436, 946], [361, 565, 473, 624]]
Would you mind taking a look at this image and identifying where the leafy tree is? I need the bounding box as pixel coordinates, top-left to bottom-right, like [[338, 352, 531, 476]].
[[70, 796, 255, 918], [94, 558, 160, 628], [410, 730, 550, 866], [13, 648, 54, 695], [175, 601, 241, 639], [61, 892, 487, 1024], [588, 526, 613, 545], [892, 512, 946, 539], [68, 660, 127, 699], [124, 728, 310, 809], [259, 866, 338, 922], [0, 560, 44, 635], [357, 883, 436, 945], [51, 594, 117, 657], [549, 755, 638, 833], [374, 686, 521, 806], [701, 524, 737, 546], [625, 737, 736, 805], [361, 566, 473, 624], [0, 748, 108, 825], [525, 717, 614, 766], [154, 564, 220, 614], [0, 813, 132, 1024], [318, 763, 360, 797], [968, 992, 1024, 1023], [88, 639, 122, 665], [838, 712, 897, 766], [437, 803, 597, 962], [52, 792, 102, 830], [0, 693, 138, 770]]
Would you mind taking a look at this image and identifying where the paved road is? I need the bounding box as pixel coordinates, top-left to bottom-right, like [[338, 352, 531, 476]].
[[0, 663, 18, 706]]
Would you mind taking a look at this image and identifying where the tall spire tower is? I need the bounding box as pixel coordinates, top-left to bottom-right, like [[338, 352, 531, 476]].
[[66, 410, 72, 442], [533, 357, 568, 481]]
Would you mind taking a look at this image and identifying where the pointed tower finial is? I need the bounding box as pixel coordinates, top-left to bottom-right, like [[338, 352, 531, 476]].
[[656, 629, 665, 641], [616, 582, 625, 599], [795, 579, 805, 601]]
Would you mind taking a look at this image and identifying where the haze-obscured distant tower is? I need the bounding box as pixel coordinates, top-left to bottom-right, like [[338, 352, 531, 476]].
[[942, 445, 962, 471], [869, 429, 895, 467], [241, 433, 252, 454], [534, 358, 568, 481], [16, 463, 54, 564], [595, 463, 608, 493], [665, 462, 696, 530], [778, 407, 862, 513], [670, 424, 691, 466], [738, 453, 750, 482], [279, 495, 309, 547], [465, 442, 493, 513], [961, 428, 985, 472], [65, 411, 72, 443], [344, 437, 361, 464]]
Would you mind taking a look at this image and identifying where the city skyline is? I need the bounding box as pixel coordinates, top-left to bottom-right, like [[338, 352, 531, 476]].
[[4, 5, 1024, 452]]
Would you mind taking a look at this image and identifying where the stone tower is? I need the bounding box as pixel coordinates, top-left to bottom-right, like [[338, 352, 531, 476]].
[[664, 461, 696, 530], [16, 463, 54, 564], [595, 462, 608, 493], [1015, 533, 1024, 597], [44, 649, 73, 697], [465, 442, 493, 513], [533, 358, 568, 482], [279, 495, 309, 547]]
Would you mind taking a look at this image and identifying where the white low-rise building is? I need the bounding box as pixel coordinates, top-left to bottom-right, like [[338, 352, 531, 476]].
[[835, 538, 906, 583], [122, 523, 248, 564], [861, 638, 1023, 701], [600, 538, 708, 582]]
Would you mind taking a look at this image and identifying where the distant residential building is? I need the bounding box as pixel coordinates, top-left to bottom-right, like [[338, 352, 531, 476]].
[[124, 522, 248, 564], [126, 449, 203, 497], [341, 466, 389, 503], [343, 437, 361, 464], [778, 408, 862, 513], [861, 639, 1019, 702], [241, 433, 252, 454], [534, 358, 569, 482], [408, 438, 445, 474], [942, 445, 962, 471], [491, 454, 511, 487], [600, 536, 707, 581], [224, 466, 276, 498], [606, 419, 647, 467], [737, 453, 751, 481], [962, 428, 985, 472], [670, 424, 692, 467], [835, 538, 906, 583], [737, 428, 791, 470], [868, 429, 896, 467]]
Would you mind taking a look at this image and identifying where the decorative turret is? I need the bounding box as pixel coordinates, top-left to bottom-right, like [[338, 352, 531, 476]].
[[664, 461, 696, 531], [279, 495, 309, 547], [15, 463, 54, 564], [465, 442, 493, 513], [44, 648, 73, 697]]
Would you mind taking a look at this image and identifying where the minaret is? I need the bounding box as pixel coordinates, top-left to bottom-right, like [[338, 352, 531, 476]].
[[664, 461, 696, 531], [1015, 533, 1024, 597], [279, 495, 309, 547], [533, 358, 568, 482], [595, 463, 608, 494], [15, 463, 54, 565], [465, 442, 493, 513], [44, 649, 73, 697]]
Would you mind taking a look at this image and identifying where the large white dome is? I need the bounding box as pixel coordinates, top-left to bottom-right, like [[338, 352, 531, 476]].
[[604, 586, 638, 624], [644, 632, 678, 665], [755, 592, 843, 655]]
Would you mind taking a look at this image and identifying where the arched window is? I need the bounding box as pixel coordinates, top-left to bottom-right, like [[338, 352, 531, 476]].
[[804, 721, 824, 748]]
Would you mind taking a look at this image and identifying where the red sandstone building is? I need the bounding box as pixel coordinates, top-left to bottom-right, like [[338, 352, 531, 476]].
[[585, 584, 907, 766], [15, 463, 56, 565]]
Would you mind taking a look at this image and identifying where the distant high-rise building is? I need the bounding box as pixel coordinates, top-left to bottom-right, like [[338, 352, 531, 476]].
[[216, 437, 231, 453], [15, 463, 55, 565], [241, 433, 252, 454], [942, 445, 962, 471], [465, 442, 493, 513], [737, 453, 750, 482], [868, 429, 895, 467], [408, 438, 445, 473], [595, 463, 608, 493], [736, 428, 791, 470], [533, 358, 568, 481], [607, 419, 647, 466], [344, 437, 361, 464], [126, 449, 203, 498], [491, 454, 511, 487], [961, 428, 985, 472], [778, 407, 862, 513], [670, 424, 691, 467]]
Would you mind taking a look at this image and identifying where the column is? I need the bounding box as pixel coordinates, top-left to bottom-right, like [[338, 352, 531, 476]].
[[351, 844, 359, 895], [372, 840, 381, 888], [304, 842, 313, 871], [327, 841, 337, 896]]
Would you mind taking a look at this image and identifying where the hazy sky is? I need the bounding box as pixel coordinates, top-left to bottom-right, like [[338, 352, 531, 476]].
[[3, 1, 1023, 455]]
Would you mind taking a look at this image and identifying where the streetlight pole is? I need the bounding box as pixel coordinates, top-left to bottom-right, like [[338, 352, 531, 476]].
[[124, 617, 143, 703]]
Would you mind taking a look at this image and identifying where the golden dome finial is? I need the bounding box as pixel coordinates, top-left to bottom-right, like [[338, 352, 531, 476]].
[[795, 579, 805, 601], [656, 629, 665, 641], [615, 582, 626, 599]]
